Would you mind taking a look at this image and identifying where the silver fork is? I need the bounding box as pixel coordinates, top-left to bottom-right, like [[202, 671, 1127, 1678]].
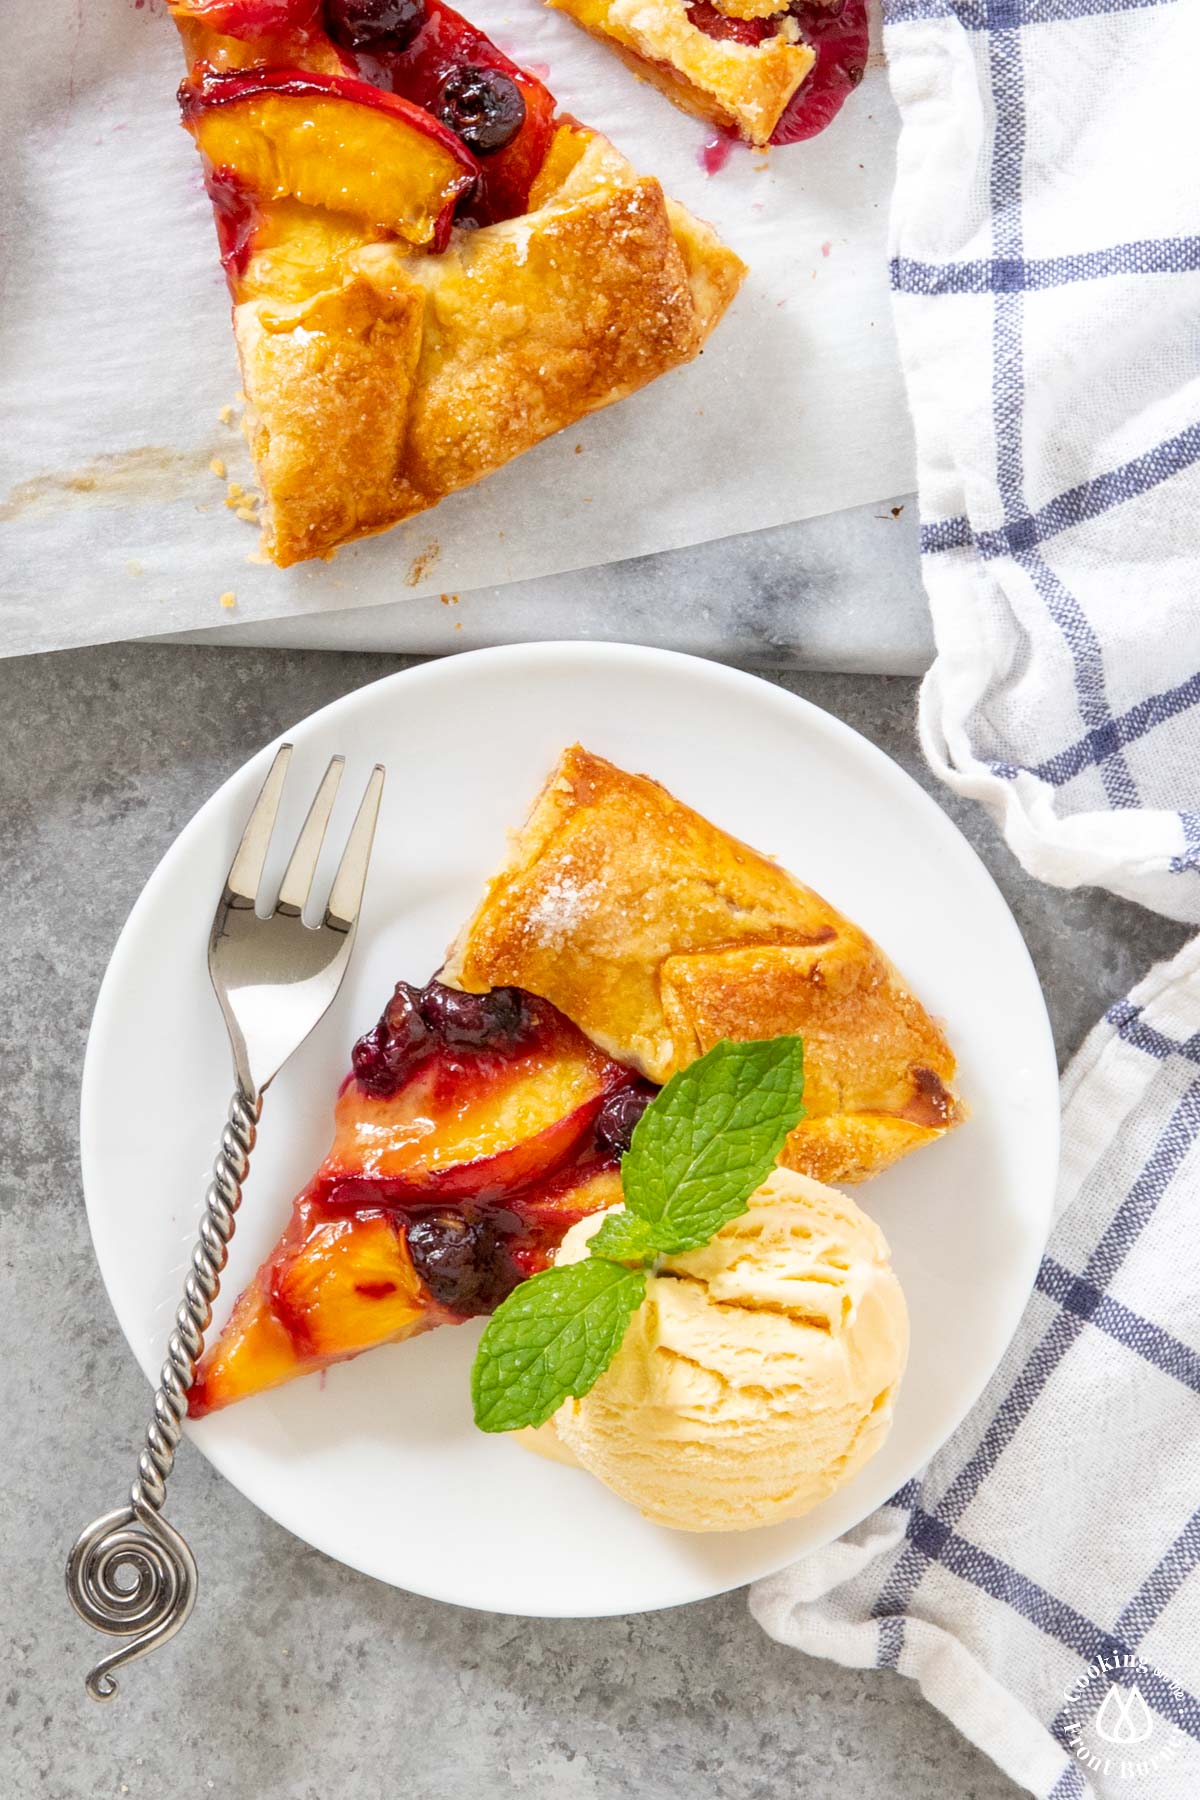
[[66, 743, 385, 1701]]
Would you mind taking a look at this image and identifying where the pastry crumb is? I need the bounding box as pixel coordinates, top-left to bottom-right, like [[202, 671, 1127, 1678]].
[[227, 480, 260, 525], [219, 590, 237, 609], [219, 404, 236, 426], [574, 443, 583, 454], [210, 457, 227, 480], [406, 541, 441, 587], [126, 560, 144, 578]]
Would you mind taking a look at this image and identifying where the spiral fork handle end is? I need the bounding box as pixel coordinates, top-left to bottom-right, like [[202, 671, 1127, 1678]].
[[66, 1497, 198, 1700], [67, 1085, 258, 1699]]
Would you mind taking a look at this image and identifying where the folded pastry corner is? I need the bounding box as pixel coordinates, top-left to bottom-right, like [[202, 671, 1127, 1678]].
[[443, 744, 963, 1184]]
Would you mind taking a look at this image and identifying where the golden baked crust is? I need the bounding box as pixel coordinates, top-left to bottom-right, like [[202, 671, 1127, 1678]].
[[443, 746, 963, 1185], [545, 0, 813, 146], [231, 126, 742, 566]]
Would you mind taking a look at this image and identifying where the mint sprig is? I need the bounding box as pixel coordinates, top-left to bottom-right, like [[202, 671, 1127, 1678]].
[[621, 1035, 806, 1253], [470, 1258, 647, 1433], [471, 1036, 804, 1433], [586, 1210, 657, 1265]]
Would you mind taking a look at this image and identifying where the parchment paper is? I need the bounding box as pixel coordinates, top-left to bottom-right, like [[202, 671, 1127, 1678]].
[[0, 0, 912, 656]]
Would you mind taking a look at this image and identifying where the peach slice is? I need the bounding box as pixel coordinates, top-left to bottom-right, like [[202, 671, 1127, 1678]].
[[180, 68, 478, 249], [325, 1040, 618, 1195], [169, 1, 322, 32], [232, 197, 375, 302], [189, 1213, 434, 1415], [270, 1213, 430, 1356], [188, 1287, 315, 1416]]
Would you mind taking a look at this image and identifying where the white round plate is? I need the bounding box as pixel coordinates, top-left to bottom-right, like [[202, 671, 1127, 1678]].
[[81, 643, 1059, 1617]]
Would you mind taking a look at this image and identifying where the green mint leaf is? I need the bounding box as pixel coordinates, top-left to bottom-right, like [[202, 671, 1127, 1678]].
[[621, 1036, 805, 1254], [587, 1210, 657, 1266], [471, 1258, 647, 1432]]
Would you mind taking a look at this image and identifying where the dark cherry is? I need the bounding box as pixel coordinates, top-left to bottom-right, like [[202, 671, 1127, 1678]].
[[406, 1209, 520, 1313], [324, 0, 427, 53], [594, 1083, 656, 1156], [351, 980, 428, 1095], [418, 980, 529, 1048], [437, 66, 526, 156], [384, 980, 428, 1048]]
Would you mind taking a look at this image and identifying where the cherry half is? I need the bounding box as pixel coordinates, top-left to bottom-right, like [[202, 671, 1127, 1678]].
[[437, 66, 526, 155], [351, 977, 536, 1097], [405, 1207, 524, 1312], [325, 0, 427, 53]]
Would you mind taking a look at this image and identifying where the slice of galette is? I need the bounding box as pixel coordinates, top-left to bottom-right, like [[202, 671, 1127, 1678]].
[[168, 2, 745, 566], [190, 745, 960, 1418], [545, 0, 868, 148], [444, 745, 961, 1186]]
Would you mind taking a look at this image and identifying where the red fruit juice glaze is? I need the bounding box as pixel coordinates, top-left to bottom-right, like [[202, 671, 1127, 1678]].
[[698, 129, 737, 175]]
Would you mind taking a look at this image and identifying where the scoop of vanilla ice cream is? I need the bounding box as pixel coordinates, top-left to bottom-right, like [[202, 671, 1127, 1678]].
[[552, 1168, 908, 1532]]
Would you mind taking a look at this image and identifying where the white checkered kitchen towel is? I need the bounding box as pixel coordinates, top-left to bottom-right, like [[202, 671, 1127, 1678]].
[[751, 4, 1200, 1797]]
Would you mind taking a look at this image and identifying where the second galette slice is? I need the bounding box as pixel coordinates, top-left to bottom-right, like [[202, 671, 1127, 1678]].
[[545, 0, 869, 148]]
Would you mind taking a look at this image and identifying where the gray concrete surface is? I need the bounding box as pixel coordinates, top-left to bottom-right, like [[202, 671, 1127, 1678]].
[[2, 645, 1187, 1800]]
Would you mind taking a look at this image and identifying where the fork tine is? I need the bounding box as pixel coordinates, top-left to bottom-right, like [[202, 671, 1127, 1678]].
[[275, 756, 345, 918], [324, 764, 386, 934], [225, 743, 293, 906]]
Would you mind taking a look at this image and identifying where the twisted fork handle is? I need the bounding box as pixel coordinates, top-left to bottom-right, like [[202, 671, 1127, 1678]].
[[67, 1085, 262, 1699]]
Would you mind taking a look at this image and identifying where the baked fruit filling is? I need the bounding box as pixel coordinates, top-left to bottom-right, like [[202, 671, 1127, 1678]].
[[176, 0, 566, 292], [545, 0, 868, 147], [188, 977, 654, 1415], [180, 67, 480, 256]]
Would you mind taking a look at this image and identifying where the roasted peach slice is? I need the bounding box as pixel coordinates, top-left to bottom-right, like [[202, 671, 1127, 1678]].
[[270, 1213, 430, 1355], [169, 0, 322, 32], [232, 197, 375, 301], [190, 1204, 440, 1415], [326, 1042, 618, 1198], [188, 1288, 306, 1415], [180, 67, 478, 249]]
